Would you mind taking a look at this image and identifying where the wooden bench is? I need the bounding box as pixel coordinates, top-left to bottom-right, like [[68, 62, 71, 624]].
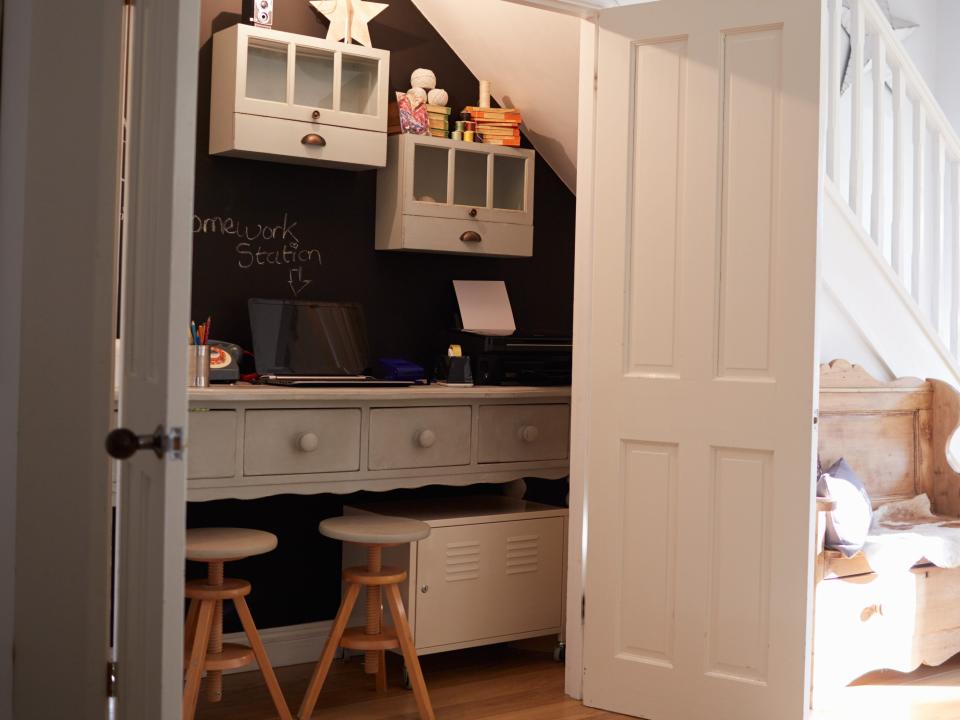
[[813, 359, 960, 703]]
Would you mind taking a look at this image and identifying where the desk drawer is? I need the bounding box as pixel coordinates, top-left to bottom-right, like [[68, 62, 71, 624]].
[[243, 409, 361, 476], [478, 404, 570, 463], [369, 406, 471, 470], [188, 410, 238, 479]]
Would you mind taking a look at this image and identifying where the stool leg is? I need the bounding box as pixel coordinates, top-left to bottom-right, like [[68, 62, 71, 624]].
[[364, 545, 382, 679], [183, 600, 215, 720], [184, 599, 200, 661], [384, 583, 435, 720], [234, 595, 293, 720], [375, 649, 387, 693], [205, 561, 225, 703], [298, 583, 361, 720]]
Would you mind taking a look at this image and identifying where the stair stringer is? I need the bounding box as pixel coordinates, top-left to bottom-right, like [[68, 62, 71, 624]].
[[821, 179, 960, 389]]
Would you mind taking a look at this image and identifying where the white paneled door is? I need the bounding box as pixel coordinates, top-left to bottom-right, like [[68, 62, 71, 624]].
[[114, 1, 200, 718], [581, 1, 823, 719]]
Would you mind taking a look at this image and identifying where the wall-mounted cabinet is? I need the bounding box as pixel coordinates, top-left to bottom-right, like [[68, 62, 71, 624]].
[[210, 24, 389, 169], [376, 134, 535, 257]]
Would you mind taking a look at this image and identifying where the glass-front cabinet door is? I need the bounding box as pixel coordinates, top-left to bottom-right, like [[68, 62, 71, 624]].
[[233, 24, 388, 132], [403, 135, 534, 225]]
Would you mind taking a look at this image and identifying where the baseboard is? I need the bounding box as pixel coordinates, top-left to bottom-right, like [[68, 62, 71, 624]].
[[221, 620, 332, 673]]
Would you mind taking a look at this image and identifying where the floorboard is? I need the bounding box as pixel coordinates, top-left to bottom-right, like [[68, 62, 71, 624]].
[[196, 644, 624, 720], [195, 644, 960, 719]]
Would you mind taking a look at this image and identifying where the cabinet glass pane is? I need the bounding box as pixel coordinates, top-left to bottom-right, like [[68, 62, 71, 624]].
[[413, 145, 449, 204], [340, 56, 379, 115], [493, 155, 526, 211], [454, 151, 488, 207], [245, 41, 288, 103], [294, 47, 334, 109]]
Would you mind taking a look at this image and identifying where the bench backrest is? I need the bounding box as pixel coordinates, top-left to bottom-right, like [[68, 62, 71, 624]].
[[819, 359, 960, 515]]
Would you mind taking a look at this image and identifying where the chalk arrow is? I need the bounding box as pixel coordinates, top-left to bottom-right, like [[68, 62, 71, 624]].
[[288, 267, 312, 296]]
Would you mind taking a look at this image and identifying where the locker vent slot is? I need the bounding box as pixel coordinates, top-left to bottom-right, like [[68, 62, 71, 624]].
[[506, 534, 540, 575], [445, 540, 480, 582]]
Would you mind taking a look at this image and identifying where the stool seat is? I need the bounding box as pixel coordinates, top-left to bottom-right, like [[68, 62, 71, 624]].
[[319, 515, 430, 545], [185, 527, 277, 561]]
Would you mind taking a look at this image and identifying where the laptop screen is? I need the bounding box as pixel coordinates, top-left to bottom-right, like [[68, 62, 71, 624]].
[[248, 298, 371, 376]]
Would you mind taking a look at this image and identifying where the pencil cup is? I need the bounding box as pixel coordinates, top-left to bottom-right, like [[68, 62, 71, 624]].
[[188, 345, 210, 388]]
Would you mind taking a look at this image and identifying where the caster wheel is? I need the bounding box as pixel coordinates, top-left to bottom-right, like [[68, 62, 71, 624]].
[[402, 665, 412, 690], [553, 642, 566, 663]]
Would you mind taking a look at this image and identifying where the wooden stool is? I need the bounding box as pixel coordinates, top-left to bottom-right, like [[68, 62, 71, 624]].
[[298, 515, 434, 720], [183, 527, 292, 720]]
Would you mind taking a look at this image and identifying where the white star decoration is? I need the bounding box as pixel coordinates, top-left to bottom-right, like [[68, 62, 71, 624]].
[[309, 0, 389, 48]]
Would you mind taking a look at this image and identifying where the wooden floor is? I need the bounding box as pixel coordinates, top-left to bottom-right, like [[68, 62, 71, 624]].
[[197, 644, 625, 720], [814, 654, 960, 720], [197, 644, 960, 720]]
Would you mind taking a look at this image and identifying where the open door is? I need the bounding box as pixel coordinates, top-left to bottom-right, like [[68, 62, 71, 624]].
[[580, 1, 823, 718], [112, 1, 200, 717]]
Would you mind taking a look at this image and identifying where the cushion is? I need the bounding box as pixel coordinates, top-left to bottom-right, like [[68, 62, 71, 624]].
[[817, 458, 873, 558]]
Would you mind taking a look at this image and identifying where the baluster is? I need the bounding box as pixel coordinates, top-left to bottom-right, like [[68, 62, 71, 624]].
[[932, 134, 946, 331], [952, 161, 960, 356], [891, 64, 905, 277], [849, 0, 865, 219], [871, 29, 885, 248], [827, 0, 842, 181], [913, 103, 926, 304]]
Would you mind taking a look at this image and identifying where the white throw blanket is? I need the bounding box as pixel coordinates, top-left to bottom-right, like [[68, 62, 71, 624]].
[[862, 494, 960, 574]]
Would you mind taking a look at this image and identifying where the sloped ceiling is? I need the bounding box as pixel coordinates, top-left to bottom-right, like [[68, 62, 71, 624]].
[[411, 0, 581, 190]]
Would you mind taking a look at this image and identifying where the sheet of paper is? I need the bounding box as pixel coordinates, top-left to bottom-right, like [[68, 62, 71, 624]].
[[453, 280, 516, 336]]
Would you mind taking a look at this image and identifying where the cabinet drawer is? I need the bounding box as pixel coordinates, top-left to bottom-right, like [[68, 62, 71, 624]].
[[243, 409, 361, 476], [217, 113, 386, 169], [478, 404, 569, 463], [396, 215, 533, 257], [188, 410, 238, 479], [369, 406, 471, 470], [415, 516, 564, 649]]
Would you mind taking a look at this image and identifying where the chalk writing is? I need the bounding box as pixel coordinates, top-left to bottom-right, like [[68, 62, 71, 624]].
[[193, 212, 323, 295]]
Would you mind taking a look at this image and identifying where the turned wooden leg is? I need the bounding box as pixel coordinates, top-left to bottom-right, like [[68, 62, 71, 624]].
[[365, 545, 382, 679], [384, 583, 434, 720], [298, 583, 361, 720], [234, 595, 293, 720], [205, 561, 225, 703], [183, 600, 215, 720]]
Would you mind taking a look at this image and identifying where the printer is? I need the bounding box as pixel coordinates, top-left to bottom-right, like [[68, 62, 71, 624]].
[[448, 280, 572, 386]]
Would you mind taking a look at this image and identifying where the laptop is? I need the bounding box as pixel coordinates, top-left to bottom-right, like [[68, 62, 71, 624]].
[[248, 298, 413, 387]]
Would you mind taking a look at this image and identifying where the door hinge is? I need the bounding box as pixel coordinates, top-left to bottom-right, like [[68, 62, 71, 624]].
[[167, 427, 184, 460], [107, 661, 118, 698], [581, 594, 586, 623]]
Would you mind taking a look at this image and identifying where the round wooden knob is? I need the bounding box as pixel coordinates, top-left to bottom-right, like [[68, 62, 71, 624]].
[[311, 110, 320, 119], [469, 208, 478, 218], [518, 425, 540, 443], [417, 429, 436, 448], [298, 432, 320, 452]]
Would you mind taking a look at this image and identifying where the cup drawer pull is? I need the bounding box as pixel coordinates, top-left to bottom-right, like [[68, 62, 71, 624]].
[[460, 231, 482, 243], [301, 133, 326, 147]]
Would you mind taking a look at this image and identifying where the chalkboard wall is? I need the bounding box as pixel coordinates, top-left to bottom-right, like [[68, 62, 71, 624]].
[[189, 0, 576, 632]]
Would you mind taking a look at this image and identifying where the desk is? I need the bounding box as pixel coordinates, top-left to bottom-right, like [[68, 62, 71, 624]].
[[187, 385, 571, 501]]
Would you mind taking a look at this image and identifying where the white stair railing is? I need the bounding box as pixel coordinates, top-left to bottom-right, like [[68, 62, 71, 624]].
[[825, 0, 960, 357]]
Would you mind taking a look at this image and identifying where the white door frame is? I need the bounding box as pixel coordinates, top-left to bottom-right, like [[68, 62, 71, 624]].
[[564, 13, 599, 701], [4, 0, 125, 717]]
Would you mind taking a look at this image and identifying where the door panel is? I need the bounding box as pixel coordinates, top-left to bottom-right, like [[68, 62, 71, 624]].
[[582, 2, 822, 718], [115, 1, 200, 718]]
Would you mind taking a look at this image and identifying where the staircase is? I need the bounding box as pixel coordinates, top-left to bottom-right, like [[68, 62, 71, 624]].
[[822, 0, 960, 387]]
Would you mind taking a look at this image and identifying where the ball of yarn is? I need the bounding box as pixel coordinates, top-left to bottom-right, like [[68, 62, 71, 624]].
[[410, 68, 437, 90], [427, 88, 449, 107], [406, 86, 427, 108]]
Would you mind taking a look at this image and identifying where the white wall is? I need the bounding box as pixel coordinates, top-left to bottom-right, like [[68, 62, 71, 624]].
[[0, 0, 28, 716], [411, 0, 581, 190]]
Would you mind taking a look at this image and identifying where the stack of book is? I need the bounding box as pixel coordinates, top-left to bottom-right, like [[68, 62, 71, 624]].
[[426, 104, 451, 138], [464, 106, 522, 147]]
